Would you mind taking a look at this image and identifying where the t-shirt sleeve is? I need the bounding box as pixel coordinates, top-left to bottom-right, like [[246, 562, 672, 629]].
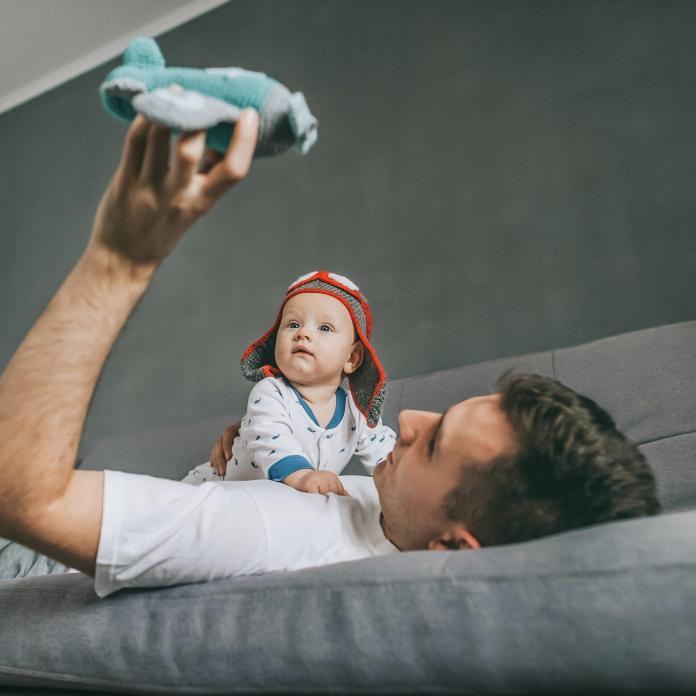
[[353, 417, 397, 474], [240, 379, 314, 481]]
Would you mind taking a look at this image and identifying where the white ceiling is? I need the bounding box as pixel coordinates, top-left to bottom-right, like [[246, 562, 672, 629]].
[[0, 0, 233, 116]]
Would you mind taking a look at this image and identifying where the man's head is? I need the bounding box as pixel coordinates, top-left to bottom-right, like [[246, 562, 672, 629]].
[[373, 374, 661, 551]]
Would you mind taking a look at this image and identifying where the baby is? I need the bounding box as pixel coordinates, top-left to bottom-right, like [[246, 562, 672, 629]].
[[182, 270, 396, 495]]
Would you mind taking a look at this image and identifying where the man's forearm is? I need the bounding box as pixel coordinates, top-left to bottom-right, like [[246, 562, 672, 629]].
[[0, 243, 155, 531]]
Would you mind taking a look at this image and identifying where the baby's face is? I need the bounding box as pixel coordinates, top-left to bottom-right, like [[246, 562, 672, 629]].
[[275, 293, 361, 387]]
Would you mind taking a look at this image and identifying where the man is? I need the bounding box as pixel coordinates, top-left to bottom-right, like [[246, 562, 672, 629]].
[[0, 113, 660, 597]]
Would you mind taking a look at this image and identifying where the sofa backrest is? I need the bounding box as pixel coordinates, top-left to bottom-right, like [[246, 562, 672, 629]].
[[81, 320, 696, 513]]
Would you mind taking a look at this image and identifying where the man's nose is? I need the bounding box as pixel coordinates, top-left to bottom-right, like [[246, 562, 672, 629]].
[[396, 410, 421, 446], [397, 409, 440, 445]]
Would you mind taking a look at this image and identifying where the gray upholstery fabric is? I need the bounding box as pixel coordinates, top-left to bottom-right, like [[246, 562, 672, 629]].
[[553, 321, 696, 445], [641, 433, 696, 513], [1, 509, 695, 694], [1, 320, 695, 694]]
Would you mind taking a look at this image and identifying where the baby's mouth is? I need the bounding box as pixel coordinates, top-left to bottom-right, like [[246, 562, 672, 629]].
[[292, 346, 314, 357]]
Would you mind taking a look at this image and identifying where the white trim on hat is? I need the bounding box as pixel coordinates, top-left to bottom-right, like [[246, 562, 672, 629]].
[[328, 272, 359, 291], [288, 271, 318, 290]]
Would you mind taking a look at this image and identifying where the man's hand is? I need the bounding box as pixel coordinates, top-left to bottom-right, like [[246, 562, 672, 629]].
[[210, 420, 242, 477], [87, 106, 259, 268], [283, 470, 351, 497]]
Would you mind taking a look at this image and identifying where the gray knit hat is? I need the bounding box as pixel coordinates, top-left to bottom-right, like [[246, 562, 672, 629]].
[[240, 270, 387, 427]]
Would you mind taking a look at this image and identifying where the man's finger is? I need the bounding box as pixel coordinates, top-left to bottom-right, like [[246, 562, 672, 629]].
[[118, 115, 150, 183], [211, 443, 224, 471], [201, 109, 259, 202], [199, 148, 224, 174], [140, 122, 172, 185], [222, 434, 233, 461], [169, 129, 207, 191]]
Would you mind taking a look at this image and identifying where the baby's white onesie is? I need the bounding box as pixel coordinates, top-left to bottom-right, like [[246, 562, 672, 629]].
[[182, 376, 396, 484]]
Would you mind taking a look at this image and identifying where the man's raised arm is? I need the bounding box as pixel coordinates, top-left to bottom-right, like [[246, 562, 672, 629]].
[[0, 109, 259, 575]]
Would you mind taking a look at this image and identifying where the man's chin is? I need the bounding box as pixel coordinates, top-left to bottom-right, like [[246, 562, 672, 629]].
[[373, 459, 387, 483], [372, 462, 390, 504]]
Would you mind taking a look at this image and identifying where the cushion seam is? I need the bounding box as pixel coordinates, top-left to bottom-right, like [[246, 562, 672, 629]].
[[637, 429, 696, 447]]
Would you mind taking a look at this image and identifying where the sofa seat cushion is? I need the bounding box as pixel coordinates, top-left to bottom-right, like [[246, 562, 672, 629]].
[[1, 508, 695, 693]]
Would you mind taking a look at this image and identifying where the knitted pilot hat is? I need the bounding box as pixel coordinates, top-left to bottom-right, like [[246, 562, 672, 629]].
[[240, 270, 387, 427]]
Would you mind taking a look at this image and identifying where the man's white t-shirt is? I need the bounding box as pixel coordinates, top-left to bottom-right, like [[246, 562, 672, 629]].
[[94, 470, 398, 598]]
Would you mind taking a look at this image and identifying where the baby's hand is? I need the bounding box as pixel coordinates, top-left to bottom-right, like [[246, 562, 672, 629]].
[[283, 470, 351, 497]]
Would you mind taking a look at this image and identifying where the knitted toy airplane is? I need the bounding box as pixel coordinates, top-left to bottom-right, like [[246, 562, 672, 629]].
[[100, 37, 318, 158]]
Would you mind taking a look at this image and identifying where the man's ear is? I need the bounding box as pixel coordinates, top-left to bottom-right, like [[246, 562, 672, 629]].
[[427, 525, 481, 551], [343, 340, 364, 375]]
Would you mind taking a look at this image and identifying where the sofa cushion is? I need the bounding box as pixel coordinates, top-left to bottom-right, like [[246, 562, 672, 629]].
[[1, 507, 695, 693], [640, 432, 696, 513], [552, 321, 696, 445]]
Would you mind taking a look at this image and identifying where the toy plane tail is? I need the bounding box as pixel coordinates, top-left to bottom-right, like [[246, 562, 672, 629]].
[[288, 92, 318, 155]]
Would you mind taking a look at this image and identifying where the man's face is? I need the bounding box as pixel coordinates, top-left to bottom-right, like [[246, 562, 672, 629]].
[[373, 395, 518, 551]]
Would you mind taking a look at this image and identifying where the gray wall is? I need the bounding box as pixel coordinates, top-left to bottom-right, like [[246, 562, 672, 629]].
[[1, 0, 695, 457]]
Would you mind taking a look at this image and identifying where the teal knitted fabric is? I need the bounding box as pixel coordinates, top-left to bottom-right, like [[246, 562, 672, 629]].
[[101, 37, 318, 157]]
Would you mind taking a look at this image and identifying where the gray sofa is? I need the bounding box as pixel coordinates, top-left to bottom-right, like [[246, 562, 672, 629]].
[[1, 320, 695, 694]]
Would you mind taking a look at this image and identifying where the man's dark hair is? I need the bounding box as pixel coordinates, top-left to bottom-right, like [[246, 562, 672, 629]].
[[443, 373, 661, 546]]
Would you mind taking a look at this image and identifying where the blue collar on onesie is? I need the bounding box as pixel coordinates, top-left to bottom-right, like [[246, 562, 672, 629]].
[[286, 381, 346, 430]]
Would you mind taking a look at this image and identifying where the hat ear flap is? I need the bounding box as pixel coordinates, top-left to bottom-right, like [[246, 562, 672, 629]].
[[348, 339, 387, 427], [240, 318, 281, 382]]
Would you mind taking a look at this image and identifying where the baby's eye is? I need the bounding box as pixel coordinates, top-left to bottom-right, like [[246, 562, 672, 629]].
[[319, 324, 333, 332], [287, 320, 300, 329]]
